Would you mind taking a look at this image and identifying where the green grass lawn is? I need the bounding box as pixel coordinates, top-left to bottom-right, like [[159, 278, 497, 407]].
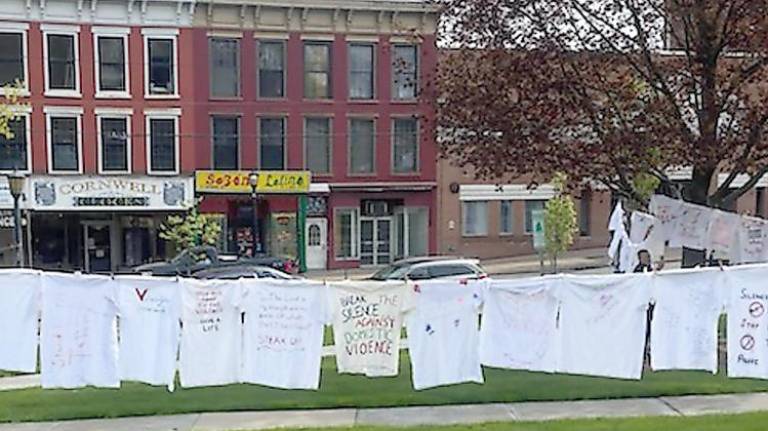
[[1, 351, 768, 423], [232, 413, 768, 431]]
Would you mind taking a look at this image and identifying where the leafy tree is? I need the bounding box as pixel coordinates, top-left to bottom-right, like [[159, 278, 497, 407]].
[[435, 0, 768, 266], [159, 207, 222, 253], [544, 173, 578, 272]]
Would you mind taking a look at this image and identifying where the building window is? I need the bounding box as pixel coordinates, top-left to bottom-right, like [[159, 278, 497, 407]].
[[334, 208, 359, 259], [349, 118, 375, 174], [260, 118, 285, 170], [48, 116, 80, 173], [579, 192, 591, 236], [210, 38, 240, 98], [99, 117, 129, 173], [462, 201, 488, 237], [305, 117, 331, 174], [95, 34, 127, 94], [304, 42, 331, 99], [757, 188, 766, 218], [147, 117, 177, 174], [0, 31, 25, 88], [525, 200, 547, 233], [258, 40, 284, 98], [500, 200, 513, 234], [145, 37, 176, 96], [392, 118, 418, 173], [349, 43, 374, 99], [45, 32, 78, 93], [212, 116, 239, 170], [392, 44, 418, 100], [0, 117, 27, 171]]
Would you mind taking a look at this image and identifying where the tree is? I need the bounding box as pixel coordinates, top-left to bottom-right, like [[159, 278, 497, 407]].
[[435, 0, 768, 266], [544, 173, 578, 272], [159, 207, 222, 253]]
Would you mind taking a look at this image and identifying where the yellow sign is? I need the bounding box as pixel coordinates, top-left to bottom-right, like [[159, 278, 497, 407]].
[[195, 170, 311, 194]]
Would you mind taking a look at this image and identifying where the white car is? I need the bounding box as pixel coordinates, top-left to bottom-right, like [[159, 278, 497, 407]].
[[369, 257, 487, 281]]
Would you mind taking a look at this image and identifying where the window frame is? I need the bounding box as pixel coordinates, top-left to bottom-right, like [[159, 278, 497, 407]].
[[92, 27, 130, 98], [145, 110, 180, 175], [0, 110, 31, 174], [45, 108, 84, 174], [42, 25, 81, 98], [391, 43, 419, 101], [348, 42, 376, 100], [303, 41, 332, 100], [462, 200, 489, 237], [391, 116, 420, 175], [499, 200, 514, 236], [257, 39, 286, 99], [96, 110, 132, 174], [334, 207, 360, 260], [347, 116, 376, 176], [303, 116, 332, 175], [211, 115, 241, 170], [142, 28, 179, 99], [0, 22, 29, 96], [258, 116, 286, 170], [209, 36, 241, 99]]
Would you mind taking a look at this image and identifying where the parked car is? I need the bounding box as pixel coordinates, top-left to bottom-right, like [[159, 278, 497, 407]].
[[132, 246, 295, 276], [369, 257, 487, 281], [193, 265, 296, 280]]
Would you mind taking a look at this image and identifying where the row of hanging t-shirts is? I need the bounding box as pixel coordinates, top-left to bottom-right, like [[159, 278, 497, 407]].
[[4, 265, 768, 391]]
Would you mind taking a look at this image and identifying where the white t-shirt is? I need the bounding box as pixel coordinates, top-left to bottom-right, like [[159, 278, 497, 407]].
[[406, 280, 484, 390], [117, 276, 181, 390], [630, 212, 665, 262], [726, 266, 768, 379], [179, 278, 242, 388], [557, 274, 651, 380], [0, 269, 41, 373], [328, 280, 415, 377], [734, 217, 768, 264], [649, 195, 683, 245], [706, 210, 740, 259], [479, 276, 560, 373], [669, 202, 711, 250], [650, 269, 725, 373], [241, 279, 327, 390], [40, 272, 120, 389], [608, 201, 625, 232]]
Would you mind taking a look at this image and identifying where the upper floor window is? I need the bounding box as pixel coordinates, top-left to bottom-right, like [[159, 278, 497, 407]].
[[258, 40, 284, 98], [98, 116, 130, 173], [143, 31, 177, 97], [0, 116, 28, 172], [0, 27, 26, 90], [304, 117, 331, 175], [260, 118, 285, 170], [212, 116, 239, 170], [44, 27, 80, 96], [94, 32, 128, 95], [349, 43, 375, 100], [349, 118, 375, 175], [392, 117, 418, 174], [210, 37, 240, 98], [304, 42, 331, 99], [392, 44, 418, 100], [46, 112, 82, 173], [146, 114, 179, 174]]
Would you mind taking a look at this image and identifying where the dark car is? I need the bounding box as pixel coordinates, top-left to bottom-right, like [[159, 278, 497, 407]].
[[132, 246, 295, 276]]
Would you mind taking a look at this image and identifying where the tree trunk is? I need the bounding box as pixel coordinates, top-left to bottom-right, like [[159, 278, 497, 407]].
[[681, 166, 713, 268]]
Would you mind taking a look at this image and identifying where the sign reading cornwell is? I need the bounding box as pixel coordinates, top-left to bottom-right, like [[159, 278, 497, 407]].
[[195, 171, 311, 194], [28, 176, 195, 211]]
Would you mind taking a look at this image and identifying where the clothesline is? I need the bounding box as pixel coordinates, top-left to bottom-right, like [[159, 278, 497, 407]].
[[2, 265, 768, 392]]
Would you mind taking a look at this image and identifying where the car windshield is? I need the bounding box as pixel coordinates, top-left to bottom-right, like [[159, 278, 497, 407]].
[[370, 263, 412, 280]]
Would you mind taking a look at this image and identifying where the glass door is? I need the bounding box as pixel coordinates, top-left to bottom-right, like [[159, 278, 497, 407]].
[[360, 217, 393, 266], [360, 218, 375, 265], [376, 218, 392, 265]]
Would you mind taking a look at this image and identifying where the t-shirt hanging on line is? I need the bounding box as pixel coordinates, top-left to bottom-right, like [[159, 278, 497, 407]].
[[40, 272, 120, 389], [650, 269, 725, 373], [328, 280, 415, 377], [479, 276, 560, 373], [669, 202, 711, 250], [406, 280, 484, 390], [117, 276, 181, 390], [179, 278, 242, 388], [734, 217, 768, 264], [0, 269, 41, 373], [726, 266, 768, 379], [649, 195, 683, 245], [241, 279, 328, 390], [557, 274, 651, 380]]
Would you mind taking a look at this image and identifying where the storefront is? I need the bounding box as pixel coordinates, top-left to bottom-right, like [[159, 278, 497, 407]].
[[27, 175, 195, 273], [0, 176, 26, 267]]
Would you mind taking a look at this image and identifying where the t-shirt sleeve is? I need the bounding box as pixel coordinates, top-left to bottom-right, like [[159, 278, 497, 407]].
[[400, 282, 418, 314], [325, 283, 337, 324]]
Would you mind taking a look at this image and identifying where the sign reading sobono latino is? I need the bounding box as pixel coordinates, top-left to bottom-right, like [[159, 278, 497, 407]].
[[195, 171, 311, 194]]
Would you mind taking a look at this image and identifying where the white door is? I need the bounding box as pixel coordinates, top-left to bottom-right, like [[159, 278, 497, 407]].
[[305, 218, 328, 269]]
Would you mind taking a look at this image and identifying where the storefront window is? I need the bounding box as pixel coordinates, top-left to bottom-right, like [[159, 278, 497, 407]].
[[407, 207, 428, 257], [334, 208, 359, 259]]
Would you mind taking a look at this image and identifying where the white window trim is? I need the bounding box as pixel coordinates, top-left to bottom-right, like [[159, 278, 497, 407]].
[[97, 114, 132, 175], [256, 39, 286, 99], [45, 111, 83, 174], [348, 42, 376, 101], [143, 34, 179, 99], [391, 117, 420, 175], [335, 207, 360, 260], [462, 201, 488, 237], [391, 43, 419, 102], [347, 117, 376, 176], [0, 22, 30, 96], [499, 200, 514, 236], [145, 114, 180, 176], [0, 112, 31, 174], [258, 116, 287, 170], [93, 30, 130, 99], [303, 116, 332, 175], [43, 27, 81, 98]]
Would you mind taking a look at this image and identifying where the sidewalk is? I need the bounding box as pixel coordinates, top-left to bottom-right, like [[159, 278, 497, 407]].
[[1, 392, 767, 430]]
